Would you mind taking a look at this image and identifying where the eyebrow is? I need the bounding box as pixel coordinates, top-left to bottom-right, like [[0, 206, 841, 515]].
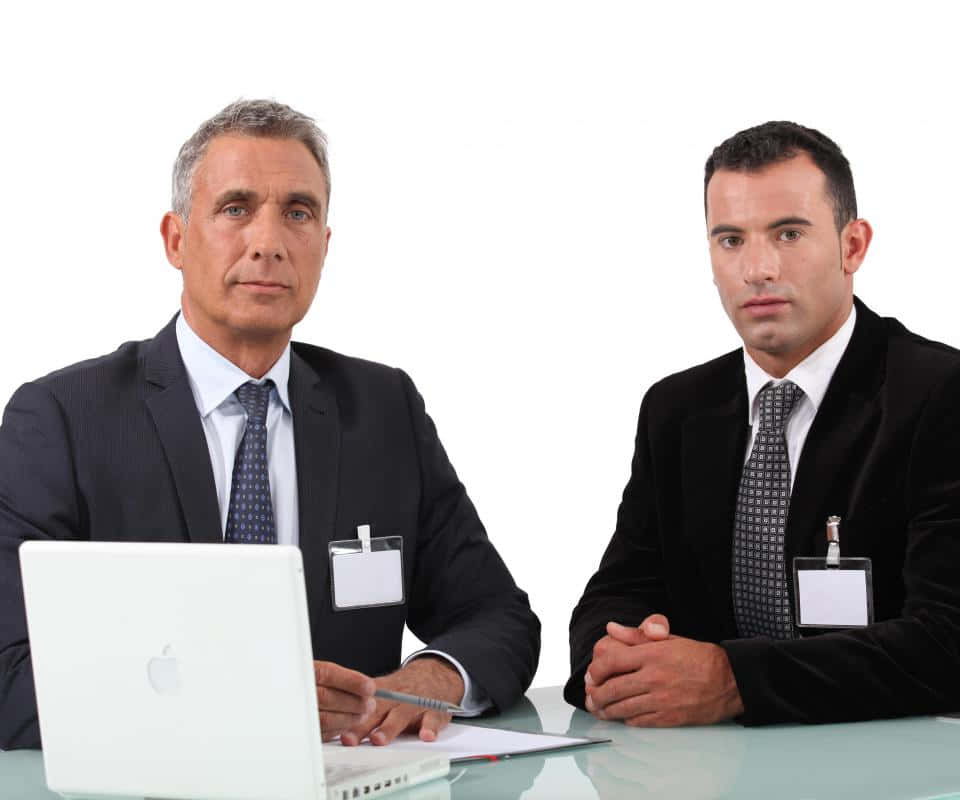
[[285, 191, 323, 212], [709, 216, 814, 237], [213, 189, 258, 207]]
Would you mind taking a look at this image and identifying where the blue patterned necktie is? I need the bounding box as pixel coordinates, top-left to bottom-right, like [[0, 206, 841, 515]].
[[732, 380, 804, 638], [224, 381, 277, 544]]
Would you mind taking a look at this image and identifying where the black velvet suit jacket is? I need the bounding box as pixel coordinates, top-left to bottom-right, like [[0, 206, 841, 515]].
[[566, 298, 960, 724], [0, 317, 540, 750]]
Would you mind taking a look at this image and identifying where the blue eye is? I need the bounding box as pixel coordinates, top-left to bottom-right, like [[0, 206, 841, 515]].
[[223, 206, 246, 217], [288, 209, 310, 221]]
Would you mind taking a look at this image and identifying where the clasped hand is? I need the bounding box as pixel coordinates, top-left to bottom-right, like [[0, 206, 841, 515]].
[[314, 656, 464, 745], [583, 615, 744, 726]]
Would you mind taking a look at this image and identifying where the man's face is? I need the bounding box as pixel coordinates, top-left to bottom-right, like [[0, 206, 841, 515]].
[[706, 152, 867, 376], [162, 134, 331, 348]]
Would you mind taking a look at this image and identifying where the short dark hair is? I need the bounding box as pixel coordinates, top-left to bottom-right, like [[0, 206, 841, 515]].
[[704, 121, 857, 232]]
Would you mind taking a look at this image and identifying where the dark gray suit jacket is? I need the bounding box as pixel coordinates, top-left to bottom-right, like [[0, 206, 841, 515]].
[[0, 316, 540, 749]]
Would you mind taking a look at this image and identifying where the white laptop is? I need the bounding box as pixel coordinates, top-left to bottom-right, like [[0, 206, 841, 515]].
[[19, 541, 450, 800]]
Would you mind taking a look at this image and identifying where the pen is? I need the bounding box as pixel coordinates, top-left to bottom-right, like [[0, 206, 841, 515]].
[[374, 689, 465, 714]]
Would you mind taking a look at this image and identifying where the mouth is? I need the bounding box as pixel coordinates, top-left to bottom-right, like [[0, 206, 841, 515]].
[[742, 296, 789, 316], [236, 281, 289, 294]]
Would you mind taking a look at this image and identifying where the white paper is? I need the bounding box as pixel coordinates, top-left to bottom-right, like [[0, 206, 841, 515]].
[[332, 550, 403, 608], [797, 569, 869, 626], [346, 723, 597, 763]]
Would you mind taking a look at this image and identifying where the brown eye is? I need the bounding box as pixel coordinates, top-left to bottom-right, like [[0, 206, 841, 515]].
[[778, 229, 801, 242]]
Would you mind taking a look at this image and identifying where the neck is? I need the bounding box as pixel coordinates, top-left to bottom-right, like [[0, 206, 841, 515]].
[[181, 309, 289, 379]]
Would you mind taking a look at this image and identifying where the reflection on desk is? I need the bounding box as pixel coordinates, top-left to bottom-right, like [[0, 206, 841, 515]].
[[5, 688, 960, 799]]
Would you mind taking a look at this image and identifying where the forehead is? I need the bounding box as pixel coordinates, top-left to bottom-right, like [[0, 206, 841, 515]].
[[706, 152, 832, 227], [192, 134, 327, 198]]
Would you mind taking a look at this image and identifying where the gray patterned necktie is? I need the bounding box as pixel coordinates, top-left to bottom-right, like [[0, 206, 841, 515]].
[[732, 380, 804, 638], [224, 381, 276, 544]]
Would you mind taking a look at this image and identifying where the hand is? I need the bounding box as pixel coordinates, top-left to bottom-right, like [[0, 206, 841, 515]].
[[313, 660, 377, 742], [340, 656, 465, 747], [583, 614, 744, 726]]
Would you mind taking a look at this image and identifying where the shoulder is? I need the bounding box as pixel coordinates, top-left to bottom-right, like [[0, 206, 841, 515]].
[[880, 313, 960, 380], [14, 336, 154, 410], [288, 342, 421, 419], [290, 341, 409, 389], [643, 348, 744, 415]]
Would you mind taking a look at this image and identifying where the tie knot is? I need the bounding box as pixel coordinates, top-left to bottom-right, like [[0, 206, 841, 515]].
[[757, 380, 804, 432], [235, 380, 273, 427]]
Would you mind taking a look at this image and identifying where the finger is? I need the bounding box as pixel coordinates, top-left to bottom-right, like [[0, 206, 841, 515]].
[[605, 621, 651, 646], [640, 614, 670, 639], [317, 685, 377, 716], [596, 688, 655, 721], [588, 670, 649, 712], [587, 642, 648, 686], [321, 710, 372, 743], [417, 710, 452, 742], [342, 703, 391, 747], [314, 661, 376, 699], [370, 705, 422, 746], [625, 710, 676, 728]]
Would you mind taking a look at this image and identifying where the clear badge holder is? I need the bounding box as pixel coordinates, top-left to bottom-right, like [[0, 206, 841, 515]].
[[328, 525, 405, 611], [793, 516, 873, 629]]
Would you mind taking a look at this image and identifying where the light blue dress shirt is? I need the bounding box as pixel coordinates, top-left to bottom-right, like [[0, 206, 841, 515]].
[[174, 314, 489, 714]]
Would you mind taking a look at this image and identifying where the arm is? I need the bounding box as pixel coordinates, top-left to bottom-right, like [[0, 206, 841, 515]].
[[723, 366, 960, 724], [395, 369, 540, 713], [0, 383, 83, 750], [565, 395, 672, 708]]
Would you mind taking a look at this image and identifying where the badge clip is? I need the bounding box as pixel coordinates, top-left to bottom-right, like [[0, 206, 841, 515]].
[[826, 515, 841, 567]]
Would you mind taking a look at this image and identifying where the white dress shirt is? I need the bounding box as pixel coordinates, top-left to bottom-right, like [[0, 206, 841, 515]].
[[175, 313, 488, 714], [742, 305, 857, 494]]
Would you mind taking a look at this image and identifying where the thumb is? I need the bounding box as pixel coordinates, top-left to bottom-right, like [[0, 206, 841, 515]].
[[640, 614, 670, 639], [605, 620, 649, 644], [418, 710, 451, 742]]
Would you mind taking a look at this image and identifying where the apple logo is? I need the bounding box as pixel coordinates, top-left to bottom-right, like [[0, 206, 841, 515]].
[[147, 645, 182, 695]]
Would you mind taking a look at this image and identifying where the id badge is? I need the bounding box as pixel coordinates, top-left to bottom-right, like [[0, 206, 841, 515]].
[[329, 525, 405, 611], [792, 556, 874, 628]]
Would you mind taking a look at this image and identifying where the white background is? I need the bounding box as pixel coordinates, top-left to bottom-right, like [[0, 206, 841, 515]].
[[2, 1, 958, 690]]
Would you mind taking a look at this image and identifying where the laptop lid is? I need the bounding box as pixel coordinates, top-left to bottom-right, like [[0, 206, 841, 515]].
[[20, 541, 329, 800]]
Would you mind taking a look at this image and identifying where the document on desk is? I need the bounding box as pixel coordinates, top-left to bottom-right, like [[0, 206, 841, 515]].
[[355, 722, 609, 763]]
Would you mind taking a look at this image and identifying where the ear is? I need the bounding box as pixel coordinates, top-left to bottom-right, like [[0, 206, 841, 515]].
[[161, 212, 187, 271], [317, 225, 332, 278], [840, 218, 873, 276]]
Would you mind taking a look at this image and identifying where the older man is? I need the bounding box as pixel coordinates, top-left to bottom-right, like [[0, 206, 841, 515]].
[[568, 121, 960, 726], [0, 99, 539, 750]]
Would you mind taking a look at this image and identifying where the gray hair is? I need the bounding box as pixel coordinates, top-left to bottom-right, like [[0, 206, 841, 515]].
[[171, 99, 331, 221]]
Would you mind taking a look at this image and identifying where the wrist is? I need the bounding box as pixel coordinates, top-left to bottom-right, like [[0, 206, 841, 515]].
[[401, 656, 465, 704], [713, 645, 744, 719]]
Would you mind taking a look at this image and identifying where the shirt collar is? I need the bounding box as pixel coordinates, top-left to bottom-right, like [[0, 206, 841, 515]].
[[175, 312, 292, 417], [743, 304, 857, 427]]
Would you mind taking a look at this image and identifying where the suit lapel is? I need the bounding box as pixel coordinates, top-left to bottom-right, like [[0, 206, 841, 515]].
[[144, 316, 222, 543], [681, 359, 749, 637], [289, 349, 341, 603], [787, 298, 887, 559]]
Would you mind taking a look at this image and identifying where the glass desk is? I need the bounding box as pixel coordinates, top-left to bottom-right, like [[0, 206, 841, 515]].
[[5, 686, 960, 799]]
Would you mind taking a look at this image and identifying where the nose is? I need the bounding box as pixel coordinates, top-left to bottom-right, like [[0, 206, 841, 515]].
[[247, 212, 286, 263], [740, 237, 780, 284]]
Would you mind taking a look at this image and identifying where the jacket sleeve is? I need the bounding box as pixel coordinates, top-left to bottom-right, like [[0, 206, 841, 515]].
[[722, 365, 960, 724], [564, 393, 672, 709], [395, 369, 540, 713], [0, 382, 84, 750]]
